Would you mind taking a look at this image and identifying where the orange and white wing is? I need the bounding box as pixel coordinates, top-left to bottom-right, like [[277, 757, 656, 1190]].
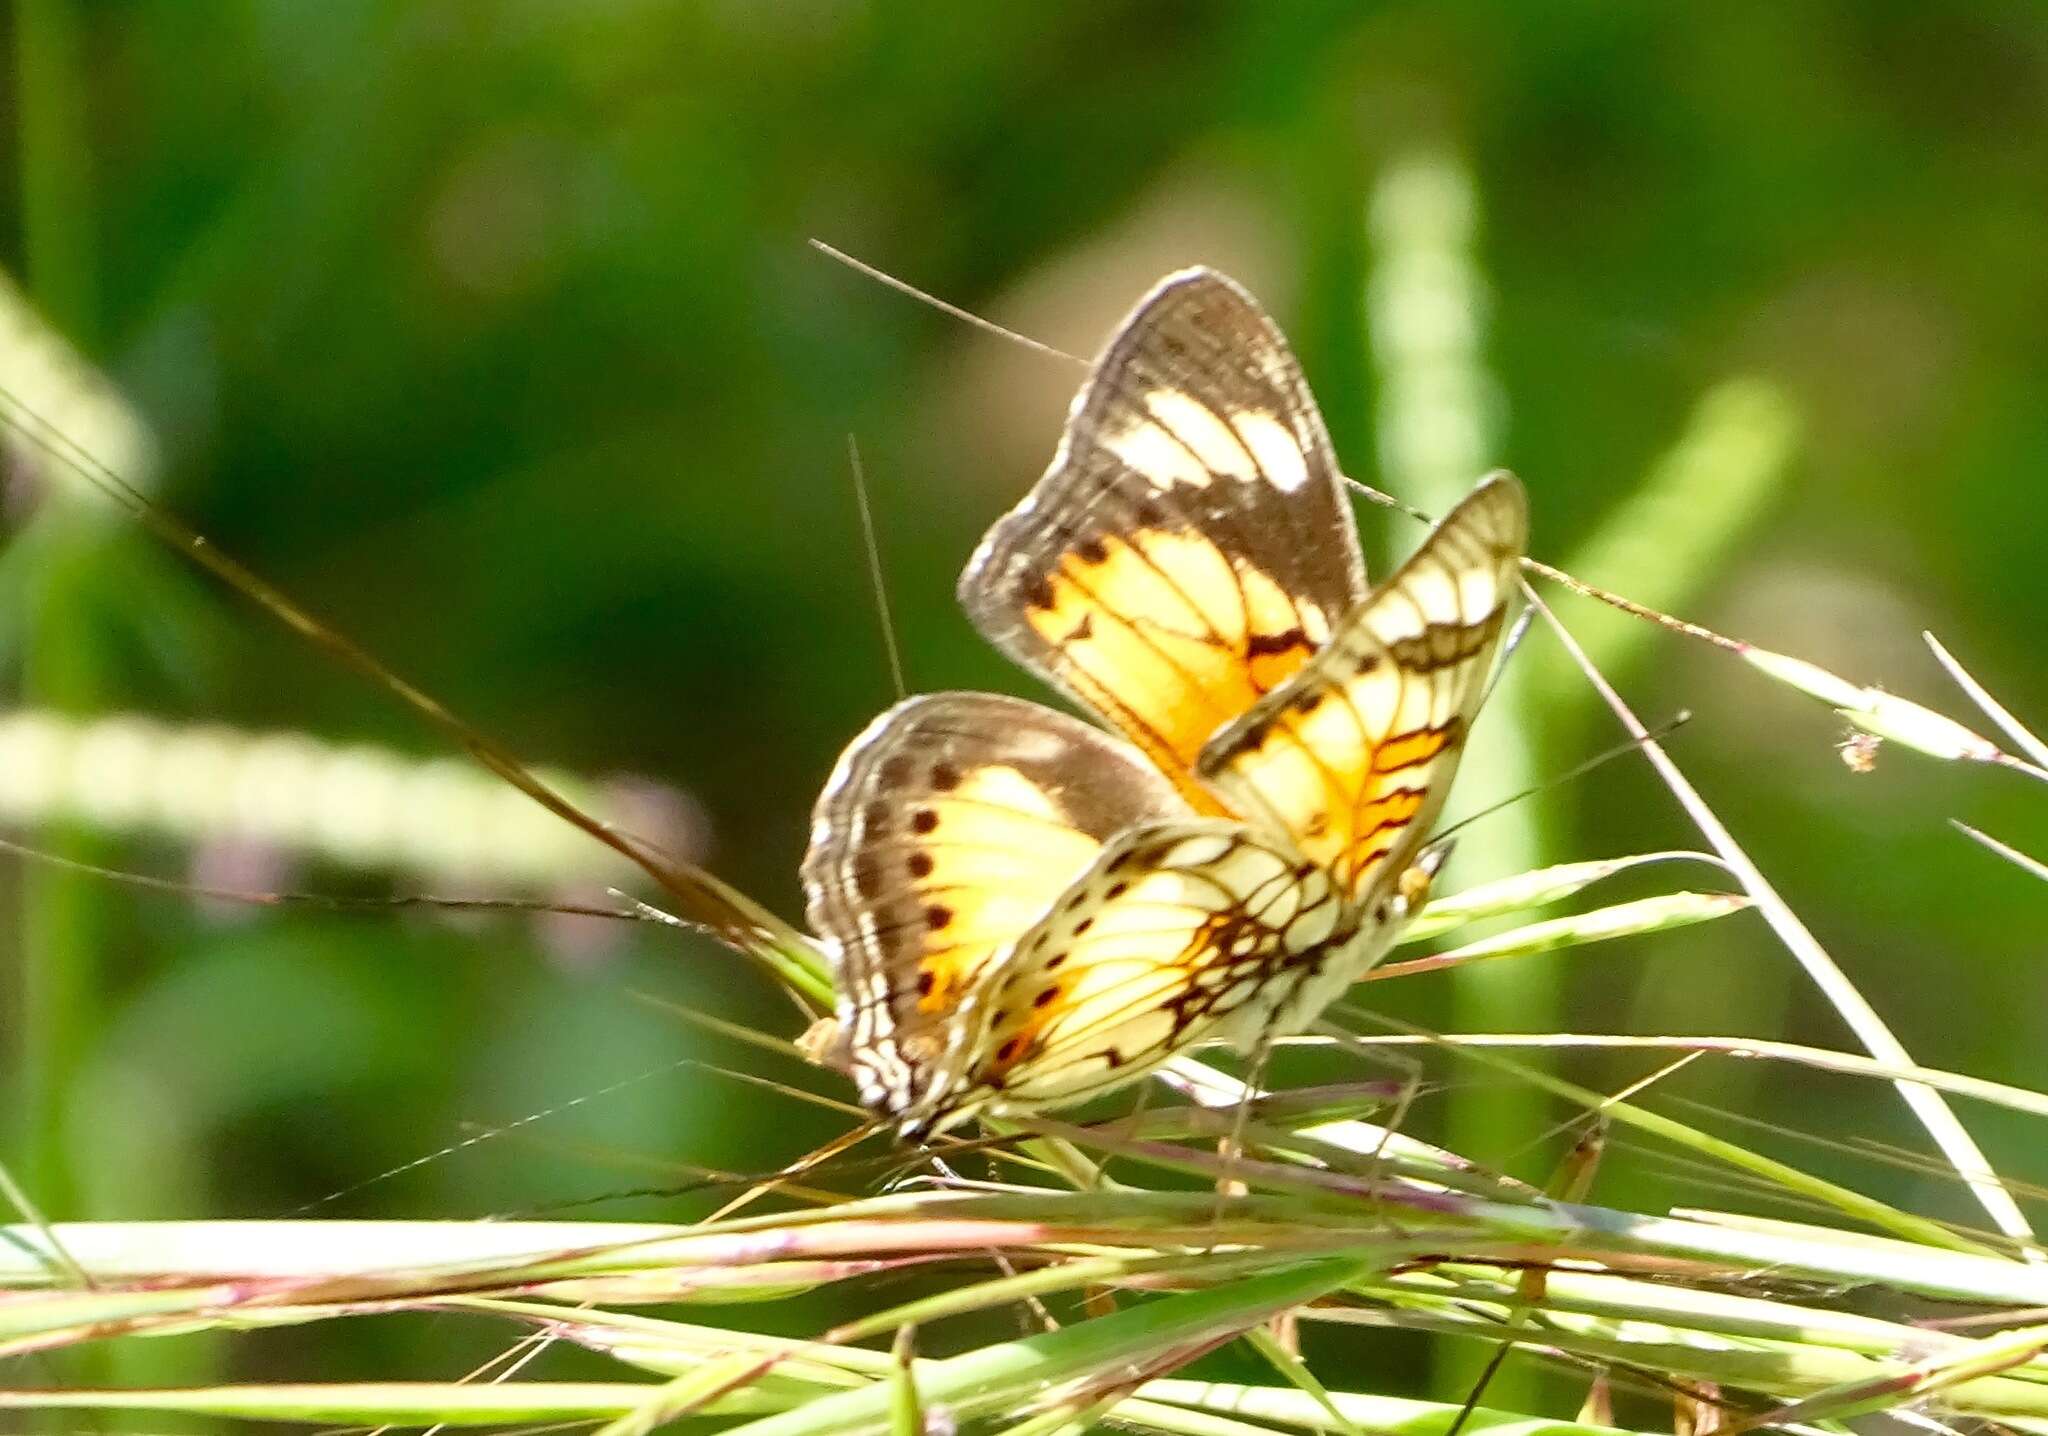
[[801, 692, 1185, 1122], [937, 819, 1350, 1120], [1198, 473, 1528, 901], [960, 268, 1367, 812]]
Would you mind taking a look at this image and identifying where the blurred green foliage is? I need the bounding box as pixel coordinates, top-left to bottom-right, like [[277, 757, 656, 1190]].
[[2, 0, 2044, 1405]]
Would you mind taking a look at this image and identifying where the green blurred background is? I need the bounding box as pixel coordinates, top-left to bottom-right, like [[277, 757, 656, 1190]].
[[2, 0, 2043, 1403]]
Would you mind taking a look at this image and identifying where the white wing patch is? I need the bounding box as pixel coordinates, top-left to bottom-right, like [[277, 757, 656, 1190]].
[[1101, 414, 1212, 489], [1144, 390, 1257, 482], [1230, 410, 1310, 492], [1100, 391, 1318, 496]]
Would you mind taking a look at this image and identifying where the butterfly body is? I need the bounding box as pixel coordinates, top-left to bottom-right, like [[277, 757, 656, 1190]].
[[804, 268, 1527, 1140]]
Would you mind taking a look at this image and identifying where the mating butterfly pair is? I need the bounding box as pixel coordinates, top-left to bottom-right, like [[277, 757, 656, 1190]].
[[803, 269, 1526, 1140]]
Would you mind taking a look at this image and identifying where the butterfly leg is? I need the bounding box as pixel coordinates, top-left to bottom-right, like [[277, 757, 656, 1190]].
[[1368, 1052, 1426, 1196], [1309, 1018, 1429, 1200], [1086, 1076, 1158, 1192], [1208, 1032, 1278, 1232]]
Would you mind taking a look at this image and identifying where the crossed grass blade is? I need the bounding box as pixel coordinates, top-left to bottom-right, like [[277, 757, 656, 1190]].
[[10, 1171, 2048, 1425], [0, 173, 2038, 1436]]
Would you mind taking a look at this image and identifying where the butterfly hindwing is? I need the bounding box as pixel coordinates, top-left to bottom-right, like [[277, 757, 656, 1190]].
[[801, 691, 1186, 1117], [812, 265, 1530, 1140], [949, 818, 1351, 1113], [959, 268, 1368, 810], [1198, 472, 1528, 897]]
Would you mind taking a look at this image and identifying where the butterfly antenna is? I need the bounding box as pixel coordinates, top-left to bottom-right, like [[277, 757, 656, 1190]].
[[846, 434, 907, 702], [1211, 1036, 1275, 1226], [1521, 554, 1744, 652], [806, 238, 1086, 367], [0, 384, 825, 1001], [509, 1129, 942, 1218], [704, 1116, 881, 1222], [1343, 475, 1753, 657], [1342, 472, 1437, 524], [1430, 710, 1694, 850], [1473, 604, 1539, 714], [287, 1057, 703, 1214]]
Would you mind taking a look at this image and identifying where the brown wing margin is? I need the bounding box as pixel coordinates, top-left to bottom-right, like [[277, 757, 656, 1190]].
[[939, 817, 1347, 1122], [1197, 472, 1528, 897], [801, 691, 1185, 1118], [957, 268, 1368, 808]]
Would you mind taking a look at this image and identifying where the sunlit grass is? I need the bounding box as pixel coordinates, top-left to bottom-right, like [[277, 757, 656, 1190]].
[[1, 123, 2044, 1434]]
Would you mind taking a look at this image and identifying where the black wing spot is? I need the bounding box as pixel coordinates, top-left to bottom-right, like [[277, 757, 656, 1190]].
[[911, 809, 939, 834], [1075, 536, 1108, 565], [1104, 1047, 1125, 1069], [1045, 951, 1069, 970], [1072, 916, 1095, 936], [1024, 575, 1056, 610], [930, 762, 962, 791], [1247, 627, 1307, 658], [996, 1037, 1023, 1063], [924, 903, 954, 931], [916, 969, 936, 996], [1106, 881, 1130, 900], [907, 852, 934, 879], [852, 855, 882, 898], [1034, 985, 1060, 1009]]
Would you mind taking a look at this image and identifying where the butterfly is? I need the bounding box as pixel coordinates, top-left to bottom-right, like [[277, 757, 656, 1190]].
[[801, 267, 1527, 1141]]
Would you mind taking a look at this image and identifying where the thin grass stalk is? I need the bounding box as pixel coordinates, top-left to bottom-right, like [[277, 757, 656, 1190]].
[[1367, 151, 1548, 1149], [11, 1174, 2048, 1426], [14, 0, 96, 338], [1927, 631, 2048, 769], [1524, 585, 2039, 1255], [11, 0, 120, 1411], [12, 0, 106, 1233], [0, 708, 669, 888], [1368, 147, 1548, 1408], [0, 1380, 1676, 1433]]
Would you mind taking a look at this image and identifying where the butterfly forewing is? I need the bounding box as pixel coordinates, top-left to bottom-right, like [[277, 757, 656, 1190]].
[[1199, 473, 1528, 898], [802, 691, 1186, 1117], [814, 268, 1530, 1140], [959, 268, 1368, 810], [950, 818, 1351, 1113]]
